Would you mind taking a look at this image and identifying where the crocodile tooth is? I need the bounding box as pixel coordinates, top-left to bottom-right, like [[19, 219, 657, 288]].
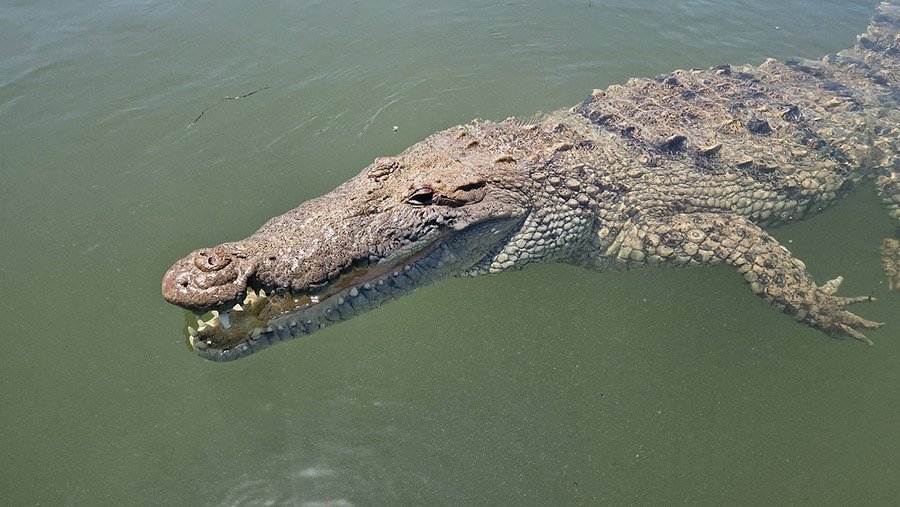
[[310, 295, 320, 304], [232, 303, 243, 312], [188, 326, 198, 337]]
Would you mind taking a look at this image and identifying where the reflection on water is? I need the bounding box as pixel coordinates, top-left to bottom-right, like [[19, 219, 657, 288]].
[[1, 0, 898, 504], [216, 465, 349, 507]]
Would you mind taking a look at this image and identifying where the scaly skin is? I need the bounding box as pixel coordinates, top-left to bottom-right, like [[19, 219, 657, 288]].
[[163, 2, 899, 361]]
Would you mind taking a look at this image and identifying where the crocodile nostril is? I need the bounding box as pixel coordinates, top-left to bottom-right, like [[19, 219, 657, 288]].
[[173, 272, 191, 288], [194, 249, 232, 272]]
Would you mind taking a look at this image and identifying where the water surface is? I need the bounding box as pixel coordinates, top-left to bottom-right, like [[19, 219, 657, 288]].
[[1, 0, 898, 504]]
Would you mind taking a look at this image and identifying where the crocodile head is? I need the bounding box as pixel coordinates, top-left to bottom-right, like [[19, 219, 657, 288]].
[[162, 123, 531, 361]]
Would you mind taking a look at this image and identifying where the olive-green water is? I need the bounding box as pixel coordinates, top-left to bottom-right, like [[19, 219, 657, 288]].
[[2, 0, 898, 504]]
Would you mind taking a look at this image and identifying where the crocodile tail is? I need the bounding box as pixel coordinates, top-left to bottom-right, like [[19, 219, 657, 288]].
[[871, 2, 900, 291], [838, 0, 900, 216], [828, 3, 899, 216], [855, 2, 900, 87], [839, 2, 900, 289], [856, 2, 900, 58]]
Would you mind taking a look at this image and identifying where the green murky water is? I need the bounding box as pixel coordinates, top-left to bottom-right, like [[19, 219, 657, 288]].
[[1, 0, 898, 504]]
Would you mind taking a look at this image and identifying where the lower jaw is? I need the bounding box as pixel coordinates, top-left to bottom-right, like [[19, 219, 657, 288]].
[[191, 244, 447, 361]]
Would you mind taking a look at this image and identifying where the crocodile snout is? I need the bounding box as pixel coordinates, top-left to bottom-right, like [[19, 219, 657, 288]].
[[162, 245, 256, 312]]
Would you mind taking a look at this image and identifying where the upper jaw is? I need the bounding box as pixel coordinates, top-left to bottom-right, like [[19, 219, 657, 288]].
[[163, 183, 530, 361], [179, 214, 523, 361]]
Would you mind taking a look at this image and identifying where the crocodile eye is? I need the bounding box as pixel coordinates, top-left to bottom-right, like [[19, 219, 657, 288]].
[[406, 187, 434, 206]]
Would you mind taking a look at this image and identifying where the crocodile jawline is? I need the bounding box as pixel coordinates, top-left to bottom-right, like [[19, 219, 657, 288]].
[[187, 231, 449, 361]]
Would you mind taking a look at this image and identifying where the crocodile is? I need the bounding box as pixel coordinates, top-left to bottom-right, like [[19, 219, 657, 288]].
[[163, 2, 900, 362]]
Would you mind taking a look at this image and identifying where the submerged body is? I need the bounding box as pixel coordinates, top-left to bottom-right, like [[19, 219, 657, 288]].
[[163, 3, 899, 361]]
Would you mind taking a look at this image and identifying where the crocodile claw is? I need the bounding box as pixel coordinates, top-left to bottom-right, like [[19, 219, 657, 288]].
[[819, 291, 882, 346]]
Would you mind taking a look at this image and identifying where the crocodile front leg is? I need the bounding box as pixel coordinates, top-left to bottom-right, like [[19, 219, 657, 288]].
[[608, 212, 882, 343]]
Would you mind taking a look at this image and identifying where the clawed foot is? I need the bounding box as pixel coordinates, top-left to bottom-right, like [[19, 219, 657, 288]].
[[812, 276, 882, 345]]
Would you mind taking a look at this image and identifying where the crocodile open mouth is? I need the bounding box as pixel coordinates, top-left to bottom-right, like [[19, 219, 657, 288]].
[[186, 235, 448, 361]]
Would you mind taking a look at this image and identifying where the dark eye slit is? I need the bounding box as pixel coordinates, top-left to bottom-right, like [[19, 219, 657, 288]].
[[406, 187, 434, 205]]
